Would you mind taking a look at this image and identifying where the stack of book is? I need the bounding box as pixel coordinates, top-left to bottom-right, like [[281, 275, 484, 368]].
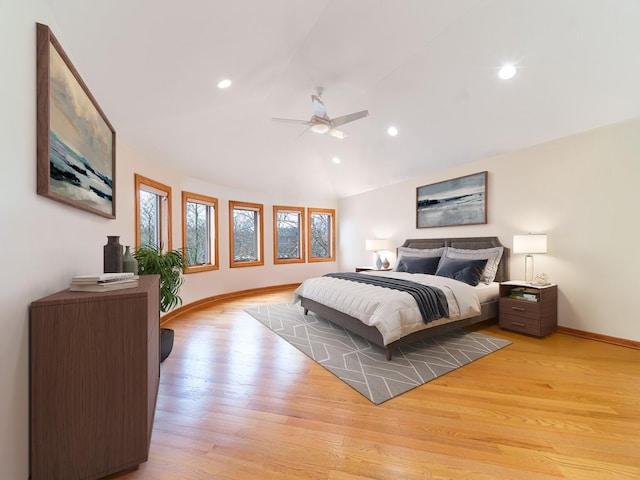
[[509, 287, 539, 302], [70, 272, 139, 292]]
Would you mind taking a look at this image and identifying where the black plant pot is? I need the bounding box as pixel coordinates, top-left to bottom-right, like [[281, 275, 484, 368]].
[[160, 327, 174, 363]]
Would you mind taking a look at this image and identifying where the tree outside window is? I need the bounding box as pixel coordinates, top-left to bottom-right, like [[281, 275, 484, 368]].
[[182, 191, 218, 274], [135, 174, 172, 251], [273, 205, 305, 264], [139, 189, 159, 248], [308, 208, 336, 262], [229, 201, 264, 267]]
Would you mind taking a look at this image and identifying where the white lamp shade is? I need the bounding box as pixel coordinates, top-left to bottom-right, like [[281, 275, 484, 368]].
[[513, 234, 547, 254], [365, 239, 393, 252]]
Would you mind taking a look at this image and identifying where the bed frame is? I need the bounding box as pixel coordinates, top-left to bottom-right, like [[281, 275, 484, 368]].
[[299, 236, 509, 360]]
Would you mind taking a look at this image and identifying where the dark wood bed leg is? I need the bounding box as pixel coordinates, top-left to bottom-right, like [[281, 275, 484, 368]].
[[303, 308, 309, 315], [386, 347, 393, 361]]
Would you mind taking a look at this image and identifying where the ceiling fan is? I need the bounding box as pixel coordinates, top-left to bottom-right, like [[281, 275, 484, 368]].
[[272, 91, 369, 139]]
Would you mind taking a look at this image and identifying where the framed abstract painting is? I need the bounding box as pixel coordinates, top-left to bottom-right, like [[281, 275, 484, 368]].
[[416, 171, 487, 228], [36, 23, 116, 218]]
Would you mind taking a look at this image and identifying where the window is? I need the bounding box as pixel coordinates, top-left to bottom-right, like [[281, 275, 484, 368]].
[[182, 191, 218, 274], [135, 174, 172, 250], [273, 205, 305, 264], [229, 201, 264, 267], [308, 207, 336, 262]]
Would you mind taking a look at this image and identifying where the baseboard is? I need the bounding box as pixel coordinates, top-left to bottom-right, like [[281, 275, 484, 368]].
[[557, 326, 640, 350], [160, 283, 301, 326]]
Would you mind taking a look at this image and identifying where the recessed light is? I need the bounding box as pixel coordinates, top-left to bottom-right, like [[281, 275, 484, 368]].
[[387, 126, 399, 136], [332, 156, 341, 164], [217, 79, 232, 89], [498, 65, 517, 80]]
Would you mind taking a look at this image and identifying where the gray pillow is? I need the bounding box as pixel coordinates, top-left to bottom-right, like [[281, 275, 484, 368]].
[[435, 257, 488, 286], [396, 255, 440, 274], [443, 246, 504, 284], [394, 247, 445, 271]]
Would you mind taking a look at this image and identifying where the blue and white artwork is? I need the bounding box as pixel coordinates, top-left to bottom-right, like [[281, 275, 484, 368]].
[[417, 172, 487, 228], [47, 41, 114, 216]]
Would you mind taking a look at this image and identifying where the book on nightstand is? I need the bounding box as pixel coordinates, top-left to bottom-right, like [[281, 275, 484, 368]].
[[508, 286, 539, 302]]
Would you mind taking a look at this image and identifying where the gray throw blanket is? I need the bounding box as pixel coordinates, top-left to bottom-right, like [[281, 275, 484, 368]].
[[323, 272, 449, 323]]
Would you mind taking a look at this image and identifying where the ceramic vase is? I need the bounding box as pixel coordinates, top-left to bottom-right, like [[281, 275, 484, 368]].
[[103, 236, 123, 273], [123, 246, 138, 274]]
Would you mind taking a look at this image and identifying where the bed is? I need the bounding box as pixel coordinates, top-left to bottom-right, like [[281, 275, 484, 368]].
[[294, 236, 509, 360]]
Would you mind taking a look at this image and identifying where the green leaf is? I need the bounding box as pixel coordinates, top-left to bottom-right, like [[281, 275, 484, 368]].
[[134, 243, 186, 313]]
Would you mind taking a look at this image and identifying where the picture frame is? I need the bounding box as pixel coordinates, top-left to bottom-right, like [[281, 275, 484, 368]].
[[416, 171, 487, 228], [36, 23, 116, 219]]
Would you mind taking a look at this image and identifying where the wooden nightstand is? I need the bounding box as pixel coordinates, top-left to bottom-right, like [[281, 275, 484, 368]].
[[355, 266, 392, 272], [499, 281, 557, 337]]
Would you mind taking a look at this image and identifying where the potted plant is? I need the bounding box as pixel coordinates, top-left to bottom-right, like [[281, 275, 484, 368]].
[[134, 243, 186, 362]]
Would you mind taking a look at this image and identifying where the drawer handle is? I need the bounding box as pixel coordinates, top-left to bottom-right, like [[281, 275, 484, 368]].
[[511, 322, 526, 327], [511, 306, 526, 311]]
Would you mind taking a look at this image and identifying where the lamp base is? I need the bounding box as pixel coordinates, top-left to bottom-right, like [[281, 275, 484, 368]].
[[375, 253, 382, 270], [524, 255, 534, 283]]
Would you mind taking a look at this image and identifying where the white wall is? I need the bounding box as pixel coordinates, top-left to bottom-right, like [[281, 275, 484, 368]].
[[0, 1, 336, 477], [339, 118, 640, 343], [128, 144, 337, 306]]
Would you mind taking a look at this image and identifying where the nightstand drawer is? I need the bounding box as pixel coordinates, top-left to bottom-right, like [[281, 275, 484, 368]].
[[499, 314, 542, 336], [499, 298, 540, 320]]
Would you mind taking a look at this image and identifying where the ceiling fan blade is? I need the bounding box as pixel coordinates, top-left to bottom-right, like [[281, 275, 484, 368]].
[[311, 95, 328, 119], [296, 125, 313, 140], [328, 128, 347, 139], [330, 110, 369, 128], [272, 117, 311, 125]]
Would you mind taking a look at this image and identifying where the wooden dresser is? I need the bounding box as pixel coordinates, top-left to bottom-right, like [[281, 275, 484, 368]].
[[29, 275, 160, 480]]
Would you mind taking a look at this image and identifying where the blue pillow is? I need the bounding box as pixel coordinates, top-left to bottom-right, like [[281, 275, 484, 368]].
[[435, 257, 488, 286], [396, 255, 440, 274]]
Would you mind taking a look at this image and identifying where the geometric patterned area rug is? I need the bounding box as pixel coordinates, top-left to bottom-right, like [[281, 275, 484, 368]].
[[244, 302, 511, 404]]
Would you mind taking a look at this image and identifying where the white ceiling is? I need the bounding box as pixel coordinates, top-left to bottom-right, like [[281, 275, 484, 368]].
[[45, 0, 640, 200]]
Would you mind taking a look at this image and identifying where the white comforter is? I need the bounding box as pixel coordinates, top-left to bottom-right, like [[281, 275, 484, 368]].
[[293, 271, 481, 345]]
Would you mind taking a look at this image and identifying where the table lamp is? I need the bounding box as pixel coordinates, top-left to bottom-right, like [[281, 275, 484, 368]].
[[513, 234, 547, 283], [365, 239, 392, 269]]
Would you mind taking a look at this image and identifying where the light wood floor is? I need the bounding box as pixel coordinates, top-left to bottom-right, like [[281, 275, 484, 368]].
[[114, 286, 640, 480]]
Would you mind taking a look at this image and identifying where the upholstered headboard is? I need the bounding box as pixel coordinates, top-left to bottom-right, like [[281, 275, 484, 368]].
[[400, 236, 509, 283]]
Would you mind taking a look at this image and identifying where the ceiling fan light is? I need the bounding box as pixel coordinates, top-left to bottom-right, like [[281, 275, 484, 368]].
[[310, 123, 330, 134]]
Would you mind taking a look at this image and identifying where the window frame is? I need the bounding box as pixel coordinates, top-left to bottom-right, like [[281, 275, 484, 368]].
[[273, 205, 306, 265], [229, 200, 264, 268], [181, 191, 219, 274], [134, 174, 172, 251], [307, 207, 336, 262]]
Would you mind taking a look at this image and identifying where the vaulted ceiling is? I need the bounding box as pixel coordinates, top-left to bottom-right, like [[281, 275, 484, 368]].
[[45, 0, 640, 200]]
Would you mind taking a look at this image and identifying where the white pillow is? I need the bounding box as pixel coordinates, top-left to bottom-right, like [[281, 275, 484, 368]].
[[394, 247, 445, 271], [443, 246, 504, 284]]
